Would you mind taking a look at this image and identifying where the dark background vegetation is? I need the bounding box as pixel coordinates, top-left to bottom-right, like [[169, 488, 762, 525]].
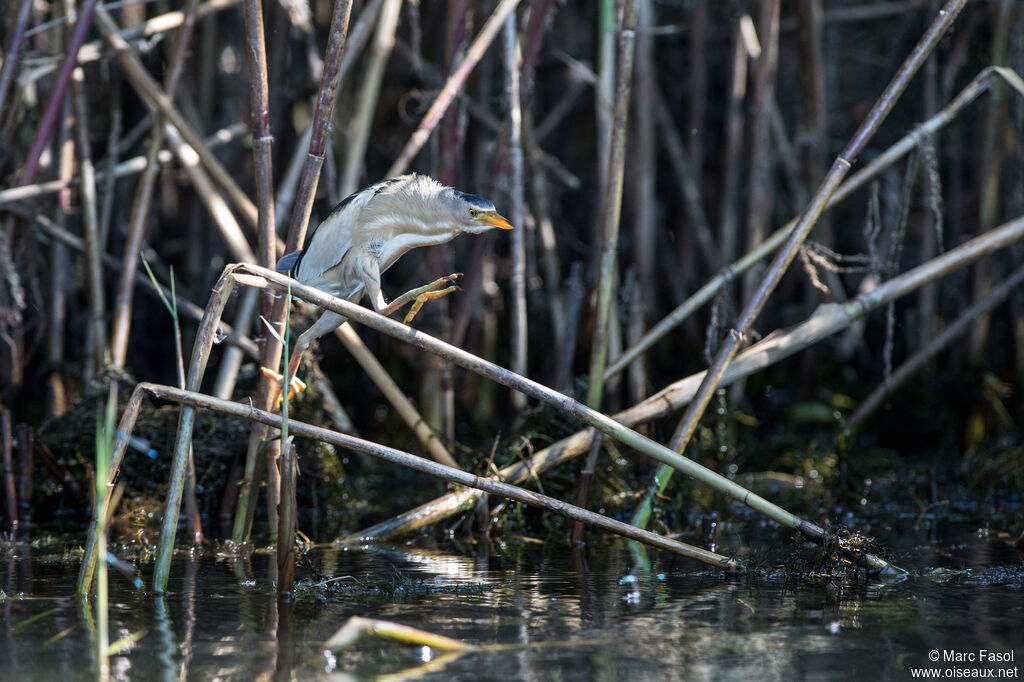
[[0, 0, 1022, 539]]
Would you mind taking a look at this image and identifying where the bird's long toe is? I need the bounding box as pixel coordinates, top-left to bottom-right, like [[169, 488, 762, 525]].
[[403, 285, 460, 323]]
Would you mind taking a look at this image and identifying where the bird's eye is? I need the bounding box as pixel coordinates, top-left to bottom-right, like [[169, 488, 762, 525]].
[[469, 208, 478, 217]]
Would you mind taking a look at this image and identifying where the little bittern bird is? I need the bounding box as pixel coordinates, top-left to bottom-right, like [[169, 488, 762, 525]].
[[267, 173, 513, 401]]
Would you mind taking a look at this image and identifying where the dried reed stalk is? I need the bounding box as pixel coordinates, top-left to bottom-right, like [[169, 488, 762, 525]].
[[235, 0, 353, 544], [504, 14, 527, 409]]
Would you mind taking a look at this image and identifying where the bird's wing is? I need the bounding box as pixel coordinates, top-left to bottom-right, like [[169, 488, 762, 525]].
[[276, 250, 303, 274], [293, 175, 419, 281]]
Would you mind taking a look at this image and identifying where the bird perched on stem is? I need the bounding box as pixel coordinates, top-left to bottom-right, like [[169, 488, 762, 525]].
[[265, 173, 513, 403]]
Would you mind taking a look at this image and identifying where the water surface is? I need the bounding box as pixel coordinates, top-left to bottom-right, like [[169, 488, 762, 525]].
[[1, 521, 1021, 680]]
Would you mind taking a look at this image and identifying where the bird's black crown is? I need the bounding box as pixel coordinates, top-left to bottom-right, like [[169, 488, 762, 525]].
[[454, 191, 496, 212]]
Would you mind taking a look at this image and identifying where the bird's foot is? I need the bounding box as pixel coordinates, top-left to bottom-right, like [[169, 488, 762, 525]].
[[260, 366, 308, 408], [403, 278, 462, 323], [383, 273, 463, 323]]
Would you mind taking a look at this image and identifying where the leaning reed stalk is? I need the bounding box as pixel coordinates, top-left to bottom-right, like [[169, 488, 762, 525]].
[[77, 385, 145, 595], [504, 14, 528, 409], [14, 206, 259, 357], [20, 0, 100, 185], [386, 0, 521, 177], [20, 0, 241, 86], [605, 64, 1024, 381], [0, 0, 33, 115], [235, 0, 353, 544], [281, 0, 353, 253], [94, 381, 743, 570], [334, 323, 459, 468], [585, 0, 637, 410], [666, 0, 967, 463], [110, 0, 201, 368], [356, 211, 1024, 544], [847, 261, 1024, 432], [230, 263, 902, 574], [93, 7, 259, 228], [152, 273, 236, 592], [141, 260, 204, 544], [0, 123, 249, 205]]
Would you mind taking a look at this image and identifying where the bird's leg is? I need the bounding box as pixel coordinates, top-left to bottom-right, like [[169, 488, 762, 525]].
[[379, 273, 463, 323], [261, 346, 308, 406], [260, 363, 307, 407], [263, 310, 344, 408]]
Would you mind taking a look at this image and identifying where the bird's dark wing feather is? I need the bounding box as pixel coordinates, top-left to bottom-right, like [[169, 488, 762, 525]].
[[276, 250, 303, 273]]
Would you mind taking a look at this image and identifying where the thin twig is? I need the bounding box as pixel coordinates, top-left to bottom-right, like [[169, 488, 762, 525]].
[[386, 0, 521, 176]]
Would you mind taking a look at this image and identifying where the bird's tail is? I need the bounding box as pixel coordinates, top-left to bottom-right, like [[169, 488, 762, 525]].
[[276, 251, 303, 274]]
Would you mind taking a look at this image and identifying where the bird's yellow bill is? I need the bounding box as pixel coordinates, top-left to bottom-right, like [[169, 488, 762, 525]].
[[480, 212, 514, 230]]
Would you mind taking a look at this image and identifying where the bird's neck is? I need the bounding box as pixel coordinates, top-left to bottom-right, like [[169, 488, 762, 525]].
[[367, 216, 461, 271]]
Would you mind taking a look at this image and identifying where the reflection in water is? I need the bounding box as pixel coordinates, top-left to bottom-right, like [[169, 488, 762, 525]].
[[0, 526, 1022, 679]]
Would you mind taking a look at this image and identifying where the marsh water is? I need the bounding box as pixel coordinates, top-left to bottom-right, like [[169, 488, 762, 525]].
[[2, 516, 1022, 681]]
